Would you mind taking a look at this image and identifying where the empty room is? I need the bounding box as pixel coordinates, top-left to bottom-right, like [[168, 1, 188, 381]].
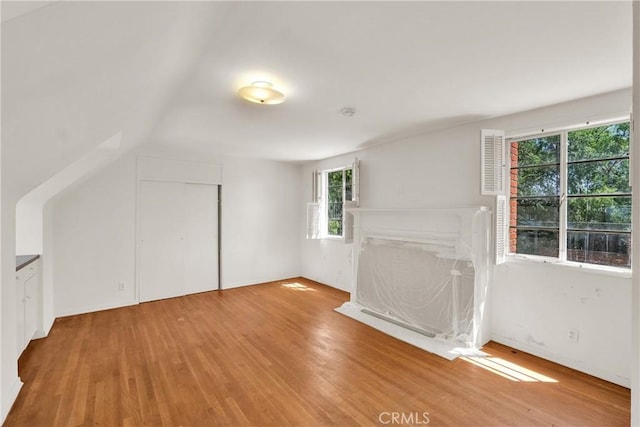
[[1, 1, 639, 426]]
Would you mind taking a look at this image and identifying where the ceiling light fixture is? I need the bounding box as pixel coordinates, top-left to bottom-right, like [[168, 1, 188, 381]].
[[238, 81, 285, 105]]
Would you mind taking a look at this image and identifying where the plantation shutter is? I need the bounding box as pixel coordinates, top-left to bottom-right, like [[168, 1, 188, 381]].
[[352, 158, 360, 206], [343, 200, 357, 244], [495, 195, 507, 265], [306, 203, 321, 239], [311, 169, 321, 202], [343, 158, 360, 243], [306, 169, 322, 239], [481, 129, 506, 195]]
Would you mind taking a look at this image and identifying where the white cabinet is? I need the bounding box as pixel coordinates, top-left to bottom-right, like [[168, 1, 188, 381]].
[[16, 258, 40, 358]]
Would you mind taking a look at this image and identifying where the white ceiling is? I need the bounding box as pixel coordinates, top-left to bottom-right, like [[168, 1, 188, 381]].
[[2, 1, 633, 165], [1, 1, 53, 23]]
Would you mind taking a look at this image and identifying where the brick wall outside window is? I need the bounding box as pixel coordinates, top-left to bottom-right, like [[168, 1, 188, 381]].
[[509, 141, 518, 253]]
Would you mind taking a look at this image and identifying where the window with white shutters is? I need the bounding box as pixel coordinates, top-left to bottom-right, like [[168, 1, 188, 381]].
[[308, 159, 360, 241]]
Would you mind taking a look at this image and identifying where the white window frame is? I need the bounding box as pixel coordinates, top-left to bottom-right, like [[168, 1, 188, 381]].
[[506, 119, 631, 273]]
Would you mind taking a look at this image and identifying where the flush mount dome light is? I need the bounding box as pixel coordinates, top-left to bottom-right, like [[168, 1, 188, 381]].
[[238, 81, 285, 105]]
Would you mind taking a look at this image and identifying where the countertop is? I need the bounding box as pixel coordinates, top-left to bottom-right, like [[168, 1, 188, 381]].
[[16, 255, 40, 271]]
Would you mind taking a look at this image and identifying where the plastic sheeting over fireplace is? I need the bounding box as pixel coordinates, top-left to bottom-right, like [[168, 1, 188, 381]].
[[336, 207, 492, 358]]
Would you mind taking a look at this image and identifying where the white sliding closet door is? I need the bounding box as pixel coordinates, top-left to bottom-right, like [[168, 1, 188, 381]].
[[184, 183, 219, 294], [139, 181, 219, 303], [139, 181, 186, 302]]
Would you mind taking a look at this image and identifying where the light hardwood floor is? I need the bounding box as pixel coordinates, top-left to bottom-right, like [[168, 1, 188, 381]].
[[5, 278, 630, 426]]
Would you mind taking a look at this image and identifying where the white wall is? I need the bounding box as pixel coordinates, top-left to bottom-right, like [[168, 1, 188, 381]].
[[301, 121, 490, 291], [492, 260, 630, 385], [15, 131, 125, 257], [40, 201, 55, 337], [630, 3, 639, 423], [15, 200, 41, 256], [51, 146, 302, 316], [0, 200, 20, 421], [0, 74, 3, 420], [52, 155, 138, 316], [220, 157, 302, 288], [301, 88, 632, 387]]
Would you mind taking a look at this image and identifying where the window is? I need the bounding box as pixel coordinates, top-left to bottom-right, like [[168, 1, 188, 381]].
[[306, 159, 359, 241], [509, 121, 631, 268], [325, 167, 353, 237]]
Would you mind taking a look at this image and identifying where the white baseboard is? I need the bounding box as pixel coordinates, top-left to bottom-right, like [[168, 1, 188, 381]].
[[219, 281, 252, 290], [32, 315, 55, 340], [300, 275, 351, 293], [32, 330, 47, 340], [1, 377, 23, 424], [221, 276, 301, 290], [55, 299, 139, 317], [491, 335, 630, 388]]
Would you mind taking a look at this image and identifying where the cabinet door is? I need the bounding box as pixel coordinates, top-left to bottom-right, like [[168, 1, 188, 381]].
[[16, 272, 25, 358], [23, 269, 39, 345]]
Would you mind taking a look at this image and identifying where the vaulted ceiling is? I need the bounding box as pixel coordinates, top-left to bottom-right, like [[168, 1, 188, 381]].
[[2, 1, 632, 190]]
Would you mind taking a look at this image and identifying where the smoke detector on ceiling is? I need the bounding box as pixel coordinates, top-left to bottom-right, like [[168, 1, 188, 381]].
[[339, 107, 356, 117]]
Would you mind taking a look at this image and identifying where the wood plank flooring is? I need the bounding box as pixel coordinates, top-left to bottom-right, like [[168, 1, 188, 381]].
[[5, 278, 630, 426]]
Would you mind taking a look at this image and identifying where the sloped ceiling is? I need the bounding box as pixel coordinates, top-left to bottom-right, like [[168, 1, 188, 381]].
[[1, 1, 225, 199], [0, 1, 53, 23], [1, 1, 633, 196]]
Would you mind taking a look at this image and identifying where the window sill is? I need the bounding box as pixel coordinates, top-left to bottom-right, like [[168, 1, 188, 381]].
[[505, 254, 631, 279], [321, 235, 345, 241]]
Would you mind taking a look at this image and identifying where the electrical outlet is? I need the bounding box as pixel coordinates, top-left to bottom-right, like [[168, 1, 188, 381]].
[[118, 282, 126, 291], [568, 328, 579, 343]]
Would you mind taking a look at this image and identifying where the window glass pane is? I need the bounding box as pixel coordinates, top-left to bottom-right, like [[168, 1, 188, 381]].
[[513, 197, 559, 228], [511, 228, 559, 257], [327, 170, 344, 236], [344, 168, 353, 201], [568, 123, 630, 162], [567, 159, 630, 195], [516, 165, 560, 197], [511, 135, 560, 167], [327, 202, 342, 218], [328, 220, 342, 236], [568, 196, 631, 232], [328, 171, 343, 199], [567, 231, 630, 267]]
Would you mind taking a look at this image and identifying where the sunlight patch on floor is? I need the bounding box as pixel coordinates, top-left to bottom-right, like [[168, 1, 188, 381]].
[[461, 356, 558, 382], [281, 282, 316, 291]]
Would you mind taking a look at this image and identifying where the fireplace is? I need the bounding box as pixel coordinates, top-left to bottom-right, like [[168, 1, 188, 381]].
[[336, 207, 492, 359]]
